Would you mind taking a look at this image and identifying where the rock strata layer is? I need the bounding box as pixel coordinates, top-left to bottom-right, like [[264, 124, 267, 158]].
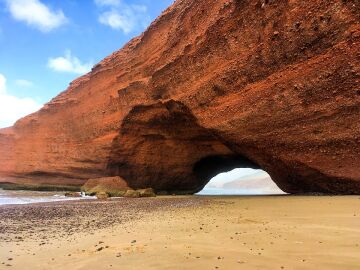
[[0, 0, 359, 194]]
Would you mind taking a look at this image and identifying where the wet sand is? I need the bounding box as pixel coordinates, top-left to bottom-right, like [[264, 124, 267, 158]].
[[0, 196, 359, 270]]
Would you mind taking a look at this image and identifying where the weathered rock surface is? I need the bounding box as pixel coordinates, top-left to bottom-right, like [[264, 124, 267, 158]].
[[124, 190, 141, 198], [138, 188, 156, 198], [0, 0, 359, 194], [82, 176, 130, 196], [96, 192, 110, 200]]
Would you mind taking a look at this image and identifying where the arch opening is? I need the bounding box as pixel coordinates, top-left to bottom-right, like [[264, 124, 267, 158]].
[[193, 155, 286, 195]]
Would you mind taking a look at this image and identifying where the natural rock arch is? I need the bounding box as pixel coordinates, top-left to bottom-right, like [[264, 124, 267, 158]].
[[0, 0, 359, 194], [106, 100, 359, 194], [106, 100, 236, 194]]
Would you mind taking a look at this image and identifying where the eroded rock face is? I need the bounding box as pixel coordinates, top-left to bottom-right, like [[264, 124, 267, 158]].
[[81, 176, 130, 196], [0, 0, 359, 194]]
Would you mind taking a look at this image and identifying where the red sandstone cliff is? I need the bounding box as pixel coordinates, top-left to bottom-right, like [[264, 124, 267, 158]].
[[0, 0, 359, 194]]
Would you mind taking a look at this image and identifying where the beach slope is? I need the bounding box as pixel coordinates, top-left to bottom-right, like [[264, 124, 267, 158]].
[[0, 196, 359, 270]]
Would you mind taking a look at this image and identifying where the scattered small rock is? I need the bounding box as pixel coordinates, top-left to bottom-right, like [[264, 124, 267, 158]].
[[96, 192, 109, 200]]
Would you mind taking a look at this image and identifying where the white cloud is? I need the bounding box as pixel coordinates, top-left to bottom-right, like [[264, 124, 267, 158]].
[[95, 0, 121, 6], [5, 0, 67, 32], [0, 74, 6, 94], [48, 50, 93, 75], [15, 79, 34, 87], [95, 0, 150, 34], [0, 74, 42, 128]]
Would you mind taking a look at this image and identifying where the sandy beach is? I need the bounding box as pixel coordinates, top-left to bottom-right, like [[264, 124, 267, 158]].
[[0, 196, 359, 270]]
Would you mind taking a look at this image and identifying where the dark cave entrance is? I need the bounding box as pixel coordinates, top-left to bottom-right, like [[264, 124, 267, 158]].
[[193, 155, 285, 195]]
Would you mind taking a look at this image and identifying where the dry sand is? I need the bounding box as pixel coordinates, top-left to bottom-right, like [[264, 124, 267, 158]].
[[0, 196, 359, 270]]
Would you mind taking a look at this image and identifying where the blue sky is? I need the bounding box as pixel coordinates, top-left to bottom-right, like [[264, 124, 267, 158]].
[[0, 0, 173, 128]]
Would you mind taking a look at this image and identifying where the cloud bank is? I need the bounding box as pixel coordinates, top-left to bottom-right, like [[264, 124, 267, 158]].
[[95, 0, 150, 34], [48, 50, 93, 75], [5, 0, 67, 32], [0, 74, 42, 128]]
